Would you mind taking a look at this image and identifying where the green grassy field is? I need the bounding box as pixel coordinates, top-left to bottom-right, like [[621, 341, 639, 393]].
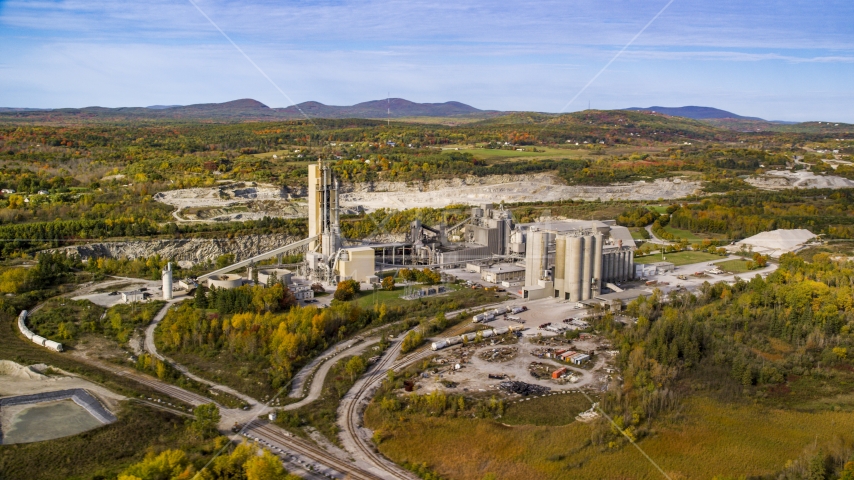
[[714, 259, 755, 273], [629, 227, 649, 241], [352, 284, 501, 311], [366, 396, 854, 480], [634, 250, 724, 266], [500, 392, 593, 426], [646, 205, 669, 214], [661, 225, 704, 242], [470, 148, 563, 160]]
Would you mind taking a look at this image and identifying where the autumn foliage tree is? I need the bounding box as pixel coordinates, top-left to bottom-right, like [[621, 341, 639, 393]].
[[334, 279, 361, 301]]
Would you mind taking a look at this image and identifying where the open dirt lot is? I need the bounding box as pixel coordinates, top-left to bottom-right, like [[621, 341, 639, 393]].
[[415, 333, 613, 397], [153, 182, 307, 222], [415, 296, 618, 397]]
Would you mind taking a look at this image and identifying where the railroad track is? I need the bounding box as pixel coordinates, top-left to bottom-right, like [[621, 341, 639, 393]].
[[246, 421, 381, 480], [340, 329, 443, 480], [342, 337, 419, 480], [74, 355, 212, 407]]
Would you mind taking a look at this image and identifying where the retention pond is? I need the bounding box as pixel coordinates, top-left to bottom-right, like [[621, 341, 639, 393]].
[[1, 399, 104, 444], [0, 389, 116, 444]]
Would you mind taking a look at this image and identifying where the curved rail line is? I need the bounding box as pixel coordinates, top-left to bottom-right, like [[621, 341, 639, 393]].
[[342, 337, 416, 479], [246, 421, 381, 480]]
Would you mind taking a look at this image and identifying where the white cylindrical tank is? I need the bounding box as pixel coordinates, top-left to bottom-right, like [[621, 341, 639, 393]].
[[621, 251, 628, 282], [32, 335, 47, 346], [481, 329, 495, 339], [524, 229, 537, 286], [593, 234, 603, 294], [44, 340, 64, 352], [448, 336, 462, 346], [539, 232, 550, 280], [582, 236, 594, 300], [162, 263, 173, 301], [431, 340, 448, 351], [629, 251, 635, 280], [567, 236, 583, 302], [554, 236, 566, 298], [607, 253, 615, 282]]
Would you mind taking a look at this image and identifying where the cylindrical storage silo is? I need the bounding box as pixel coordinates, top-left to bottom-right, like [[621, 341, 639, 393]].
[[607, 252, 617, 282], [581, 236, 594, 300], [621, 250, 631, 282], [539, 232, 550, 280], [593, 234, 603, 294], [567, 236, 583, 302], [525, 229, 539, 286], [162, 263, 173, 301], [629, 251, 635, 280], [554, 236, 566, 298], [621, 251, 628, 282]]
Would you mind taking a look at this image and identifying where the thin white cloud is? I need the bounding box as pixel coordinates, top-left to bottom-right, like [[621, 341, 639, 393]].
[[1, 0, 854, 121]]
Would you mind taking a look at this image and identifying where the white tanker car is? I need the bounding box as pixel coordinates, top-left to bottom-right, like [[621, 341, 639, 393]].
[[431, 325, 522, 351], [18, 310, 63, 352]]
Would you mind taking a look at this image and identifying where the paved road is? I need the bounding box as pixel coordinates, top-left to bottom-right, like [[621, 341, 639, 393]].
[[283, 338, 379, 411], [645, 224, 674, 245]]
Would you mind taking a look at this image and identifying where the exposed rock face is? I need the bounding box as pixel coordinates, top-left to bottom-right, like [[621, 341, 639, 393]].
[[52, 234, 303, 266], [338, 173, 561, 194], [339, 174, 701, 211], [745, 170, 854, 190]]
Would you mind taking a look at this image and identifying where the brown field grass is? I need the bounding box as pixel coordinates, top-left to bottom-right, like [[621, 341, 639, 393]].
[[366, 396, 854, 479]]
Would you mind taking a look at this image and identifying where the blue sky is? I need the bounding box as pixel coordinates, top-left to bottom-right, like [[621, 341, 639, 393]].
[[1, 0, 853, 121]]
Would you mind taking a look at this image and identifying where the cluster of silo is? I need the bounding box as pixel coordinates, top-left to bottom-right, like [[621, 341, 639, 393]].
[[554, 233, 603, 301], [601, 248, 634, 283]]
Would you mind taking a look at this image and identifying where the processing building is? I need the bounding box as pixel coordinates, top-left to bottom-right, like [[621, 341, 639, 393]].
[[196, 162, 637, 294]]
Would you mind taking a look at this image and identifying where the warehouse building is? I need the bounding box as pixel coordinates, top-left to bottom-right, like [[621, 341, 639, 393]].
[[481, 264, 526, 284]]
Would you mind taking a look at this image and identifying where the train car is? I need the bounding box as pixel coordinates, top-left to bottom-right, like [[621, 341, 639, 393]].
[[31, 335, 47, 347], [44, 340, 64, 352], [18, 312, 34, 340]]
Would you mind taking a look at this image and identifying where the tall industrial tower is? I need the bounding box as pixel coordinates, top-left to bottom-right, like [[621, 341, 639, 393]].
[[307, 161, 341, 258]]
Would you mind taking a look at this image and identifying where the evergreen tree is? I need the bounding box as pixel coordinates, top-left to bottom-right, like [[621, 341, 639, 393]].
[[194, 286, 207, 309]]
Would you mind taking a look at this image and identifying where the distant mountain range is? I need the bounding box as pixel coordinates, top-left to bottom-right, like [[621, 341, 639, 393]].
[[624, 105, 763, 121], [623, 105, 798, 125], [2, 99, 846, 132], [0, 98, 500, 122]]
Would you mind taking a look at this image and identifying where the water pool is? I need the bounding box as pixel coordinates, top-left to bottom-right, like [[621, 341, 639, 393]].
[[1, 399, 105, 444]]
